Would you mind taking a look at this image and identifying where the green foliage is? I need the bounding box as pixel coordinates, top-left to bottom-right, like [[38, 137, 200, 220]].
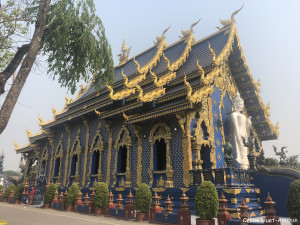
[[44, 183, 57, 204], [1, 0, 114, 92], [195, 181, 218, 220], [41, 0, 114, 93], [0, 185, 3, 190], [28, 165, 37, 179], [94, 182, 109, 209], [0, 0, 31, 70], [264, 158, 279, 167], [3, 184, 16, 198], [3, 170, 22, 177], [287, 180, 300, 225], [66, 183, 79, 206], [135, 183, 152, 213], [14, 183, 24, 201]]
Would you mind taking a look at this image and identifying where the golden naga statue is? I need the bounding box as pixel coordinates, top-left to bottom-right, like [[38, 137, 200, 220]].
[[65, 96, 72, 105], [184, 75, 213, 104], [38, 114, 44, 126], [117, 38, 132, 66], [106, 83, 136, 101], [154, 25, 170, 44], [217, 4, 244, 29], [149, 69, 176, 88], [13, 141, 19, 150], [179, 19, 201, 39], [122, 69, 146, 89], [26, 128, 32, 138], [136, 84, 165, 103], [52, 105, 58, 117]]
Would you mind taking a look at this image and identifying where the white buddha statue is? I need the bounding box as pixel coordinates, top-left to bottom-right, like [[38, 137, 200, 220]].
[[226, 92, 251, 170]]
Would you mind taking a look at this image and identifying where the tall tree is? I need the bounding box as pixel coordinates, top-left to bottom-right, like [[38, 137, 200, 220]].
[[0, 0, 114, 134]]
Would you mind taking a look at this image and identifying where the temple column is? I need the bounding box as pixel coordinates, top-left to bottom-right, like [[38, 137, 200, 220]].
[[23, 156, 30, 182], [125, 145, 132, 187], [63, 124, 71, 186], [105, 121, 112, 186], [133, 125, 142, 186], [81, 117, 90, 187]]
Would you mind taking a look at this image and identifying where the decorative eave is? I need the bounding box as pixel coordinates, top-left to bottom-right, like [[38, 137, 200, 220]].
[[15, 144, 33, 154], [227, 26, 278, 141]]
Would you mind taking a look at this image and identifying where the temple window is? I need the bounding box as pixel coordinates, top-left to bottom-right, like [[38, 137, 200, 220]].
[[54, 158, 60, 177], [71, 154, 78, 176], [92, 150, 100, 174], [118, 146, 127, 173], [154, 139, 166, 171]]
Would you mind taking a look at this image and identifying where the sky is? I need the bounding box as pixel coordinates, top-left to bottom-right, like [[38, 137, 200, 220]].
[[1, 0, 300, 171]]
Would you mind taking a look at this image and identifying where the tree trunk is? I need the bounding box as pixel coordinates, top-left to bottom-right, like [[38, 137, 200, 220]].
[[0, 0, 51, 135]]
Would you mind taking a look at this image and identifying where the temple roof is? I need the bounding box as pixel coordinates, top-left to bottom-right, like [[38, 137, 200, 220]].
[[16, 23, 278, 153]]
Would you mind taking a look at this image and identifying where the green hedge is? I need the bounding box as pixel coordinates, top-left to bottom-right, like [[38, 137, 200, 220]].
[[287, 179, 300, 225], [14, 183, 24, 201], [135, 183, 152, 213], [95, 182, 109, 209], [66, 183, 79, 206], [195, 181, 218, 220], [3, 184, 16, 198], [44, 183, 57, 204]]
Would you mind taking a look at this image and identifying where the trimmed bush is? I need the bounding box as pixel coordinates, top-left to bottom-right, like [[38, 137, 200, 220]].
[[14, 183, 24, 201], [135, 183, 152, 213], [44, 183, 57, 204], [287, 179, 300, 225], [3, 184, 16, 198], [0, 184, 3, 191], [95, 182, 109, 209], [195, 181, 218, 220], [66, 183, 79, 206]]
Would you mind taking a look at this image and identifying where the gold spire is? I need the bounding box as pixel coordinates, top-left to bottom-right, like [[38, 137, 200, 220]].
[[118, 37, 131, 66]]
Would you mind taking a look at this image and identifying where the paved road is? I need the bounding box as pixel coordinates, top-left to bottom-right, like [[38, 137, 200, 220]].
[[0, 202, 147, 225]]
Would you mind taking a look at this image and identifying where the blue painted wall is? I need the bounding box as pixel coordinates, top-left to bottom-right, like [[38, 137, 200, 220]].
[[252, 172, 294, 217]]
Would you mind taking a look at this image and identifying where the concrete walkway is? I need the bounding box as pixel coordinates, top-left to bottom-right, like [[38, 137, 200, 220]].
[[0, 202, 148, 225]]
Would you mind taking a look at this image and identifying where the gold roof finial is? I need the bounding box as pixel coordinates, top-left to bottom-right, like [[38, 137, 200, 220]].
[[118, 37, 132, 66], [38, 114, 45, 127], [255, 79, 261, 92], [154, 25, 170, 44], [179, 18, 200, 39], [26, 128, 32, 138], [219, 4, 244, 28], [52, 105, 58, 118], [13, 141, 19, 150], [265, 102, 271, 117]]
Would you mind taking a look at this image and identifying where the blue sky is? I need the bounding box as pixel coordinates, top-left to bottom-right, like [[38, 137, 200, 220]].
[[1, 0, 299, 171]]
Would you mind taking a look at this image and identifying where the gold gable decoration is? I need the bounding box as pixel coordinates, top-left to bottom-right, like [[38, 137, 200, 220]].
[[149, 69, 176, 88], [136, 84, 166, 103], [122, 69, 146, 89], [106, 83, 136, 101]]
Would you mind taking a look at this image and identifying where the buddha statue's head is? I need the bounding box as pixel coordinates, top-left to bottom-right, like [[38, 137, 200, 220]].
[[233, 92, 244, 112]]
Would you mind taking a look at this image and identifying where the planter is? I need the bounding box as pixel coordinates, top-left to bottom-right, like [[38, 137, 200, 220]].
[[15, 200, 20, 204], [44, 203, 50, 209], [95, 208, 105, 216], [136, 212, 149, 222], [66, 205, 73, 212], [196, 219, 215, 225]]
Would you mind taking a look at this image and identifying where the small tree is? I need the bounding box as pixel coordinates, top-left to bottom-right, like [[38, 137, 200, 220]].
[[14, 183, 24, 201], [94, 182, 109, 209], [0, 184, 3, 191], [287, 180, 300, 225], [195, 181, 218, 220], [66, 183, 79, 206], [44, 183, 57, 204], [135, 183, 152, 213], [3, 184, 16, 199]]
